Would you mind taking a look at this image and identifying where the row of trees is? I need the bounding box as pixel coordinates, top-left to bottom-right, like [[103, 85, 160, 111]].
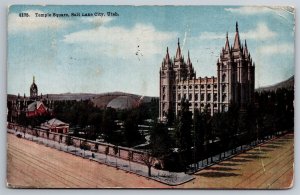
[[148, 88, 294, 172], [53, 99, 159, 147], [8, 88, 293, 173]]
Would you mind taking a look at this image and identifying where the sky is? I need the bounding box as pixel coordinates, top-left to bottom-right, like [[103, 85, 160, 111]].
[[7, 5, 295, 96]]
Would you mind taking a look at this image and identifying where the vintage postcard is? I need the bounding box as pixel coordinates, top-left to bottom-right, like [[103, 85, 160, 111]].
[[7, 5, 294, 189]]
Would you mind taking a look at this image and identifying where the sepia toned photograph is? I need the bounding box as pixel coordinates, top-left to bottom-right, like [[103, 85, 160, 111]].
[[6, 5, 294, 189]]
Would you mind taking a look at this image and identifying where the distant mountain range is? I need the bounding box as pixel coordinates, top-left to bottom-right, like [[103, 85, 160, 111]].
[[7, 91, 158, 109], [255, 76, 294, 92], [8, 76, 294, 107]]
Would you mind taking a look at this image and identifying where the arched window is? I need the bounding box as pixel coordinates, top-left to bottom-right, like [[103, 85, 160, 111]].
[[183, 86, 187, 89], [162, 86, 165, 93], [214, 84, 217, 89], [207, 84, 211, 89], [222, 94, 227, 102], [195, 103, 198, 107], [163, 95, 165, 100], [189, 85, 192, 89], [189, 94, 192, 101], [178, 94, 181, 100], [183, 94, 187, 99], [213, 94, 217, 101], [201, 85, 205, 89], [178, 86, 181, 89], [222, 85, 226, 93], [201, 94, 204, 101], [222, 74, 226, 82], [195, 94, 198, 101], [207, 94, 211, 101], [195, 85, 198, 89]]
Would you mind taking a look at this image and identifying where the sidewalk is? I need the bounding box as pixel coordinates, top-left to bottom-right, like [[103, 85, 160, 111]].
[[187, 131, 288, 174], [8, 128, 194, 186]]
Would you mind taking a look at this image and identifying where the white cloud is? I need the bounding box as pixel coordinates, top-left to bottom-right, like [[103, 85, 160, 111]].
[[225, 6, 273, 15], [257, 43, 294, 55], [63, 23, 178, 58], [240, 23, 277, 40], [80, 16, 114, 26], [198, 32, 229, 40], [198, 23, 277, 41], [8, 10, 71, 33]]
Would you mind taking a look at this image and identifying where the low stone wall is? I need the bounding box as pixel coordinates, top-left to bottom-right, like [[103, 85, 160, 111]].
[[8, 123, 148, 165]]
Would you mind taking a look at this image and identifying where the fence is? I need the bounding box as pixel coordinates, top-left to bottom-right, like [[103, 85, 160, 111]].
[[8, 123, 150, 164]]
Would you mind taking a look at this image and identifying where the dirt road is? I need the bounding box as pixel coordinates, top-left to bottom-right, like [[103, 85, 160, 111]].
[[7, 133, 294, 189], [179, 133, 294, 189], [6, 133, 168, 188]]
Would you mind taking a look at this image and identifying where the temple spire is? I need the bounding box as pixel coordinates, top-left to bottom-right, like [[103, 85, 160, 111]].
[[165, 47, 170, 63], [224, 32, 230, 51], [244, 40, 249, 58], [233, 22, 241, 50], [187, 50, 191, 65], [175, 38, 182, 60]]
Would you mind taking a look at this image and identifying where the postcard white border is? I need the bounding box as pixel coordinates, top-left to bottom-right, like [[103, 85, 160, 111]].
[[0, 1, 298, 195]]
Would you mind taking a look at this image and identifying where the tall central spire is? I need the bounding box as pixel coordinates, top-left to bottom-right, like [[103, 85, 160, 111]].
[[233, 21, 241, 50], [175, 38, 182, 60], [33, 76, 35, 83]]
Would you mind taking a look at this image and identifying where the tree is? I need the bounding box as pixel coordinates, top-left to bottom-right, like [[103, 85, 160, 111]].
[[150, 120, 172, 159], [176, 99, 193, 151], [105, 146, 109, 163], [166, 108, 175, 127], [102, 108, 117, 142], [113, 146, 119, 168], [65, 135, 73, 151], [192, 109, 206, 167], [94, 143, 99, 152], [124, 112, 143, 147], [211, 112, 230, 158], [80, 139, 91, 150], [140, 152, 154, 177], [174, 99, 193, 170], [128, 151, 133, 171]]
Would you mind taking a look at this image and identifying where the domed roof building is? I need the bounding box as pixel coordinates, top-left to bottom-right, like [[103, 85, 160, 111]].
[[107, 96, 139, 110]]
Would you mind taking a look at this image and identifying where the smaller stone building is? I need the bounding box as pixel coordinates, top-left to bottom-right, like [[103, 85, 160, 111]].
[[40, 118, 69, 134]]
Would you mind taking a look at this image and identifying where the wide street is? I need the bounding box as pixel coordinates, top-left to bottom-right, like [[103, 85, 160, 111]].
[[7, 132, 293, 189], [179, 133, 294, 189], [7, 133, 167, 188]]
